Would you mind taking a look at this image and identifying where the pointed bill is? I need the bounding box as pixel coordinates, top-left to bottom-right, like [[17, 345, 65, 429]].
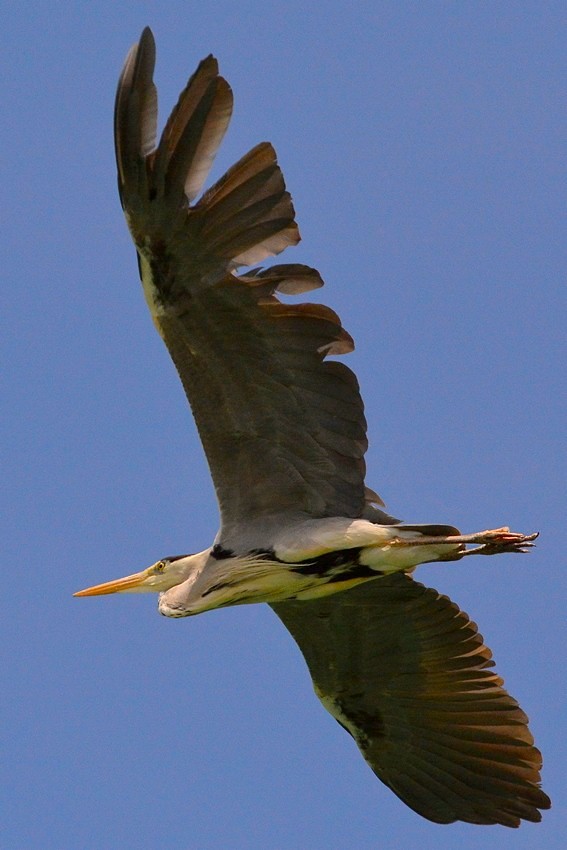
[[73, 568, 151, 597]]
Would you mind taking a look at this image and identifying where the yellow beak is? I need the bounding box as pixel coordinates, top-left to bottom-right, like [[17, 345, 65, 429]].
[[73, 568, 151, 597]]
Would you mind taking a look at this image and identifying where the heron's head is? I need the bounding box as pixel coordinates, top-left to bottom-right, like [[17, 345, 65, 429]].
[[73, 553, 203, 598]]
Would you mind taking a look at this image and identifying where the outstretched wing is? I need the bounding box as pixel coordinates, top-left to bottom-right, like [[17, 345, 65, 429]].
[[114, 28, 377, 547], [271, 574, 550, 827]]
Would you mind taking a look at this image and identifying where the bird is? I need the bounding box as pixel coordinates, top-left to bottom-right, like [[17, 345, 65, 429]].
[[75, 27, 550, 827]]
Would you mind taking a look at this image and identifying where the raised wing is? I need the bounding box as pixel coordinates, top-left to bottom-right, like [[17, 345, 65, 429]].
[[272, 575, 550, 826], [114, 28, 374, 546]]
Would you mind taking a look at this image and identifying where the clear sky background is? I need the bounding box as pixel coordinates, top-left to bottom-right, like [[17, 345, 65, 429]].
[[2, 3, 564, 849]]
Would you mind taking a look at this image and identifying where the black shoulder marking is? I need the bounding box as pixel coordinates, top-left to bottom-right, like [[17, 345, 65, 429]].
[[327, 562, 377, 582], [211, 544, 234, 560], [291, 548, 367, 576]]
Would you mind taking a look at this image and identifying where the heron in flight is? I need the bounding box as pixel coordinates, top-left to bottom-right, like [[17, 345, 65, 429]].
[[75, 28, 550, 827]]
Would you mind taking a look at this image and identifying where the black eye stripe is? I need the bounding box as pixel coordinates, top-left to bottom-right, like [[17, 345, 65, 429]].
[[161, 554, 192, 562]]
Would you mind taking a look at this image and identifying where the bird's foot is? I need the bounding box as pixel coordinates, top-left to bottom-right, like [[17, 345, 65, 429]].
[[391, 526, 538, 558], [456, 527, 539, 556]]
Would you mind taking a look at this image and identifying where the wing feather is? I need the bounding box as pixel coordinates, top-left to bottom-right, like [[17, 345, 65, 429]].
[[158, 57, 232, 203], [240, 263, 324, 296], [196, 141, 300, 266], [114, 29, 371, 544], [271, 574, 550, 826], [114, 27, 157, 205]]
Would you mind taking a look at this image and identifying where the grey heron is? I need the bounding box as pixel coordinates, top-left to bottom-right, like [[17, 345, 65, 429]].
[[75, 28, 550, 827]]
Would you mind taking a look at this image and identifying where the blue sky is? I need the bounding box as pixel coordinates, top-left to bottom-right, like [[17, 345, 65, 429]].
[[2, 2, 564, 848]]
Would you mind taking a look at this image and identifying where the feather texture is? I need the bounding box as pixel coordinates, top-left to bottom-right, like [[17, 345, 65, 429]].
[[272, 574, 550, 826]]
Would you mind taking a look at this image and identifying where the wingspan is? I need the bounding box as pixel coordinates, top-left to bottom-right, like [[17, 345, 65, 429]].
[[114, 28, 376, 546], [272, 575, 550, 826]]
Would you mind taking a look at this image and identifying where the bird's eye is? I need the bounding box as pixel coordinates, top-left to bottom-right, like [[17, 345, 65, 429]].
[[154, 560, 166, 572]]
